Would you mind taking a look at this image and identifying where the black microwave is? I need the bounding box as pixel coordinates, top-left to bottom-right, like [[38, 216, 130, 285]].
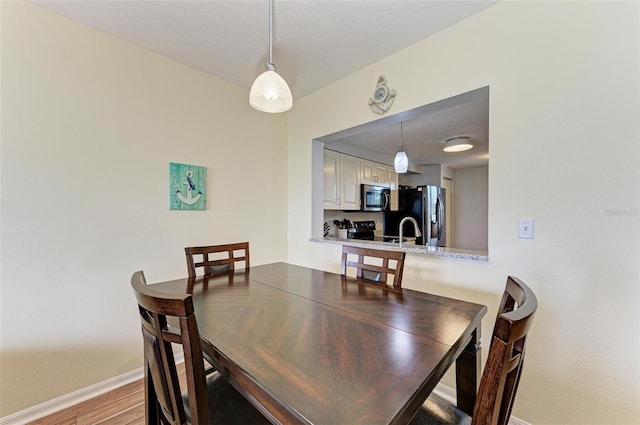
[[361, 184, 389, 211]]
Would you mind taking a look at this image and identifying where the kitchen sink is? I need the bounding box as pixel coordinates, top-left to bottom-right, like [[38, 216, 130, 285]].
[[374, 236, 414, 244]]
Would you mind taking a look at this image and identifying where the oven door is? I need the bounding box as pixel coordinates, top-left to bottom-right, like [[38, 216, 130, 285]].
[[361, 185, 389, 212]]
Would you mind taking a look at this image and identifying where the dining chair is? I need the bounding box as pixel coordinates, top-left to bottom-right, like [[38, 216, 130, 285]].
[[340, 245, 406, 288], [410, 276, 538, 425], [185, 242, 250, 278], [131, 271, 269, 425]]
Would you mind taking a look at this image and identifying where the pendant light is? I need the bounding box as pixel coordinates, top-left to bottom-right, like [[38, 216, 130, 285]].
[[394, 121, 409, 173], [443, 136, 473, 152], [249, 0, 293, 113]]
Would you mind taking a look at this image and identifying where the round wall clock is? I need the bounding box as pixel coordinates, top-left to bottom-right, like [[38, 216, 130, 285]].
[[374, 85, 389, 102], [368, 75, 396, 115]]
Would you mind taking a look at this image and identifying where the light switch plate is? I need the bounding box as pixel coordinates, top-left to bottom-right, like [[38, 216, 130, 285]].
[[518, 218, 534, 239]]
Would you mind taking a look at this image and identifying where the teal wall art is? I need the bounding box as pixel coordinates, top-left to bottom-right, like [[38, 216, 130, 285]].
[[169, 162, 207, 210]]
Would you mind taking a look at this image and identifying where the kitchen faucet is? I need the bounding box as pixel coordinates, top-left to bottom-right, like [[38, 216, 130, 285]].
[[399, 216, 422, 248]]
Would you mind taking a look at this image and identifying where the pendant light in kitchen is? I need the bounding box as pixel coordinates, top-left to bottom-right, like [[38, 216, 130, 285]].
[[394, 121, 409, 173], [249, 0, 293, 113]]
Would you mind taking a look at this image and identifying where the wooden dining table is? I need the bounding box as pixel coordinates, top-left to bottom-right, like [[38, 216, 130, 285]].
[[150, 262, 487, 425]]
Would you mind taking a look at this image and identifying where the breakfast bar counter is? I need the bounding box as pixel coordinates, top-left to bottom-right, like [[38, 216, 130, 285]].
[[311, 236, 489, 262]]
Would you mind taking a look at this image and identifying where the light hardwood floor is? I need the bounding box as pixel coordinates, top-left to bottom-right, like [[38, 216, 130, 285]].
[[27, 364, 188, 425], [27, 378, 145, 425]]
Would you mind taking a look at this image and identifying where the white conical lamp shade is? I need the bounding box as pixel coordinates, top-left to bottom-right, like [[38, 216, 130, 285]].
[[394, 150, 408, 173], [249, 69, 293, 113]]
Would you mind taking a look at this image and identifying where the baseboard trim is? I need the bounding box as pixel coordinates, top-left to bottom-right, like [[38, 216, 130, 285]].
[[433, 383, 531, 425], [0, 368, 143, 425], [2, 363, 528, 425], [0, 353, 186, 425]]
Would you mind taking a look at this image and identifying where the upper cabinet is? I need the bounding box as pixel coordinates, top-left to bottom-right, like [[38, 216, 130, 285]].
[[323, 150, 360, 210], [360, 160, 389, 186], [323, 150, 341, 209], [340, 155, 361, 210], [324, 149, 398, 210], [387, 168, 399, 211], [361, 159, 398, 189]]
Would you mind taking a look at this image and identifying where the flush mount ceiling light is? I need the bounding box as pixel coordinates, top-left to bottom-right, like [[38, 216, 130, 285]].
[[394, 121, 409, 173], [249, 0, 293, 113], [443, 136, 474, 152]]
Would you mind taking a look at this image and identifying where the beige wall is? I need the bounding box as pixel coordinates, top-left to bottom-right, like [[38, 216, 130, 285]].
[[2, 1, 639, 424], [454, 166, 489, 250], [288, 2, 639, 424], [0, 2, 287, 415]]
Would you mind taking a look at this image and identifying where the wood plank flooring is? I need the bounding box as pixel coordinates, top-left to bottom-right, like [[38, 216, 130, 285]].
[[26, 379, 145, 425], [27, 364, 187, 425]]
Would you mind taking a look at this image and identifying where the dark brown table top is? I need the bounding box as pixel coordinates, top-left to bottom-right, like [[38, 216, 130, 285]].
[[151, 262, 487, 425]]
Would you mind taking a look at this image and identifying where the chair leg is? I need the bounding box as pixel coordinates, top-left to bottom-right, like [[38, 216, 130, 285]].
[[145, 364, 161, 425]]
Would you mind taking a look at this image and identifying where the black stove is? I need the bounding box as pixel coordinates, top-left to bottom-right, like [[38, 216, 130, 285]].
[[350, 221, 376, 240]]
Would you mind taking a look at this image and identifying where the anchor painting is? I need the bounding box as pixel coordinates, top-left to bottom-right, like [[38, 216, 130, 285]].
[[169, 162, 207, 210]]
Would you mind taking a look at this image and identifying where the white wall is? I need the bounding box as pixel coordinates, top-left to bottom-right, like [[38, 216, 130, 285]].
[[454, 166, 488, 250], [0, 2, 287, 415], [287, 2, 639, 424]]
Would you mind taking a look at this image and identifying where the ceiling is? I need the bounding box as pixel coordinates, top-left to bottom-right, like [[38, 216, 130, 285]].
[[319, 86, 489, 170], [32, 0, 496, 169]]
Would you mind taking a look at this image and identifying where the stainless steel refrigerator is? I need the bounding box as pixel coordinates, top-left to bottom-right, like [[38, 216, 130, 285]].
[[383, 185, 446, 246]]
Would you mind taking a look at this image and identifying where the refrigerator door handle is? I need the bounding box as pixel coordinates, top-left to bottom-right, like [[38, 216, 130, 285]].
[[435, 194, 442, 240], [436, 194, 444, 238]]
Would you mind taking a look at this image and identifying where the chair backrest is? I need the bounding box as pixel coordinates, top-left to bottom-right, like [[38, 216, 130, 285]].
[[472, 276, 538, 425], [185, 242, 250, 278], [340, 245, 406, 289], [131, 271, 210, 425]]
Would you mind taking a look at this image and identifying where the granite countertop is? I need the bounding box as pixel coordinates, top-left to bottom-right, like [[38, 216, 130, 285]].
[[310, 236, 488, 262]]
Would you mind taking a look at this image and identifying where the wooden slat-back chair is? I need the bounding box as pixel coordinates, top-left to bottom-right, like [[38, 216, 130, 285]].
[[185, 242, 249, 279], [131, 271, 269, 425], [410, 276, 538, 425], [340, 245, 406, 289]]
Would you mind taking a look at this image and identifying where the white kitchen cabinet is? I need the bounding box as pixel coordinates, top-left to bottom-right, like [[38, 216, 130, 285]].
[[387, 168, 399, 211], [323, 150, 360, 210], [360, 160, 375, 185], [340, 155, 360, 210], [323, 150, 341, 209], [361, 160, 391, 187], [376, 163, 389, 186]]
